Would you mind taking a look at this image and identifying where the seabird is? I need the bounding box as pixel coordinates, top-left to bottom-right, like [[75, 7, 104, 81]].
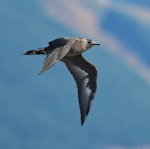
[[24, 37, 100, 125]]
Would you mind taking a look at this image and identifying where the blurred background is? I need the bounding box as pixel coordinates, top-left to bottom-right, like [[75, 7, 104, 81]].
[[0, 0, 150, 148]]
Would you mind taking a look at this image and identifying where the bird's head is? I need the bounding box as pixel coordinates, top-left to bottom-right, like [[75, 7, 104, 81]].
[[87, 39, 100, 48], [80, 38, 100, 50]]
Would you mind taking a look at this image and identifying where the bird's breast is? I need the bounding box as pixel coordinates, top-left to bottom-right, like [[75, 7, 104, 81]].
[[66, 48, 82, 56], [66, 43, 87, 56]]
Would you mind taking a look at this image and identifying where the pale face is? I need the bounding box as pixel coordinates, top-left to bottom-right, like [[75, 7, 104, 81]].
[[86, 39, 100, 49]]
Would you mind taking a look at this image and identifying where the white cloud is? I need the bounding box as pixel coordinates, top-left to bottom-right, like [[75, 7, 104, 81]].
[[114, 3, 150, 24], [95, 0, 150, 24], [39, 0, 150, 86], [39, 0, 99, 37]]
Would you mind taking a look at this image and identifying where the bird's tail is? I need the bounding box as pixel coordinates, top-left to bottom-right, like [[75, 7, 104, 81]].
[[23, 47, 47, 55]]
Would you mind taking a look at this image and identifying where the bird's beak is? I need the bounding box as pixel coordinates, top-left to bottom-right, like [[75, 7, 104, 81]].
[[92, 41, 100, 46], [94, 43, 100, 46]]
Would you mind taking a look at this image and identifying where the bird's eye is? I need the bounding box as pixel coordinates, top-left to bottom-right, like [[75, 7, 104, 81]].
[[88, 41, 91, 44]]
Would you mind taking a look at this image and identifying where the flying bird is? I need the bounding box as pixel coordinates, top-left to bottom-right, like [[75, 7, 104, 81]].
[[24, 37, 100, 125]]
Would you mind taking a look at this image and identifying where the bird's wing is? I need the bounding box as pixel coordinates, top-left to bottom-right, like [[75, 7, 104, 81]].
[[63, 54, 97, 125], [39, 39, 75, 75]]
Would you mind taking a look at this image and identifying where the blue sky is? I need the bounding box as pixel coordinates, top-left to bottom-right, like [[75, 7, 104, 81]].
[[0, 0, 150, 149]]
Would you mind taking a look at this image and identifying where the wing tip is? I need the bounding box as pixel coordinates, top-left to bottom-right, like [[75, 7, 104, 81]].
[[81, 115, 87, 126], [81, 121, 84, 126]]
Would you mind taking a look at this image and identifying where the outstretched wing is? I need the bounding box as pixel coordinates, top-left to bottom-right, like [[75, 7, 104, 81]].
[[63, 54, 97, 125], [39, 39, 75, 75]]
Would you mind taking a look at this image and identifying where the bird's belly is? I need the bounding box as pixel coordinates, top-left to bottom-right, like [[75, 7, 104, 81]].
[[66, 48, 82, 57]]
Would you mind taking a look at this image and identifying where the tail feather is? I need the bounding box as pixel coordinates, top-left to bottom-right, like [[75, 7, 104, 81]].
[[23, 47, 47, 55]]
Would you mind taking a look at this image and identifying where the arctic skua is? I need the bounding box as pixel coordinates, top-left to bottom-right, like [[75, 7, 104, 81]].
[[24, 37, 100, 125]]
